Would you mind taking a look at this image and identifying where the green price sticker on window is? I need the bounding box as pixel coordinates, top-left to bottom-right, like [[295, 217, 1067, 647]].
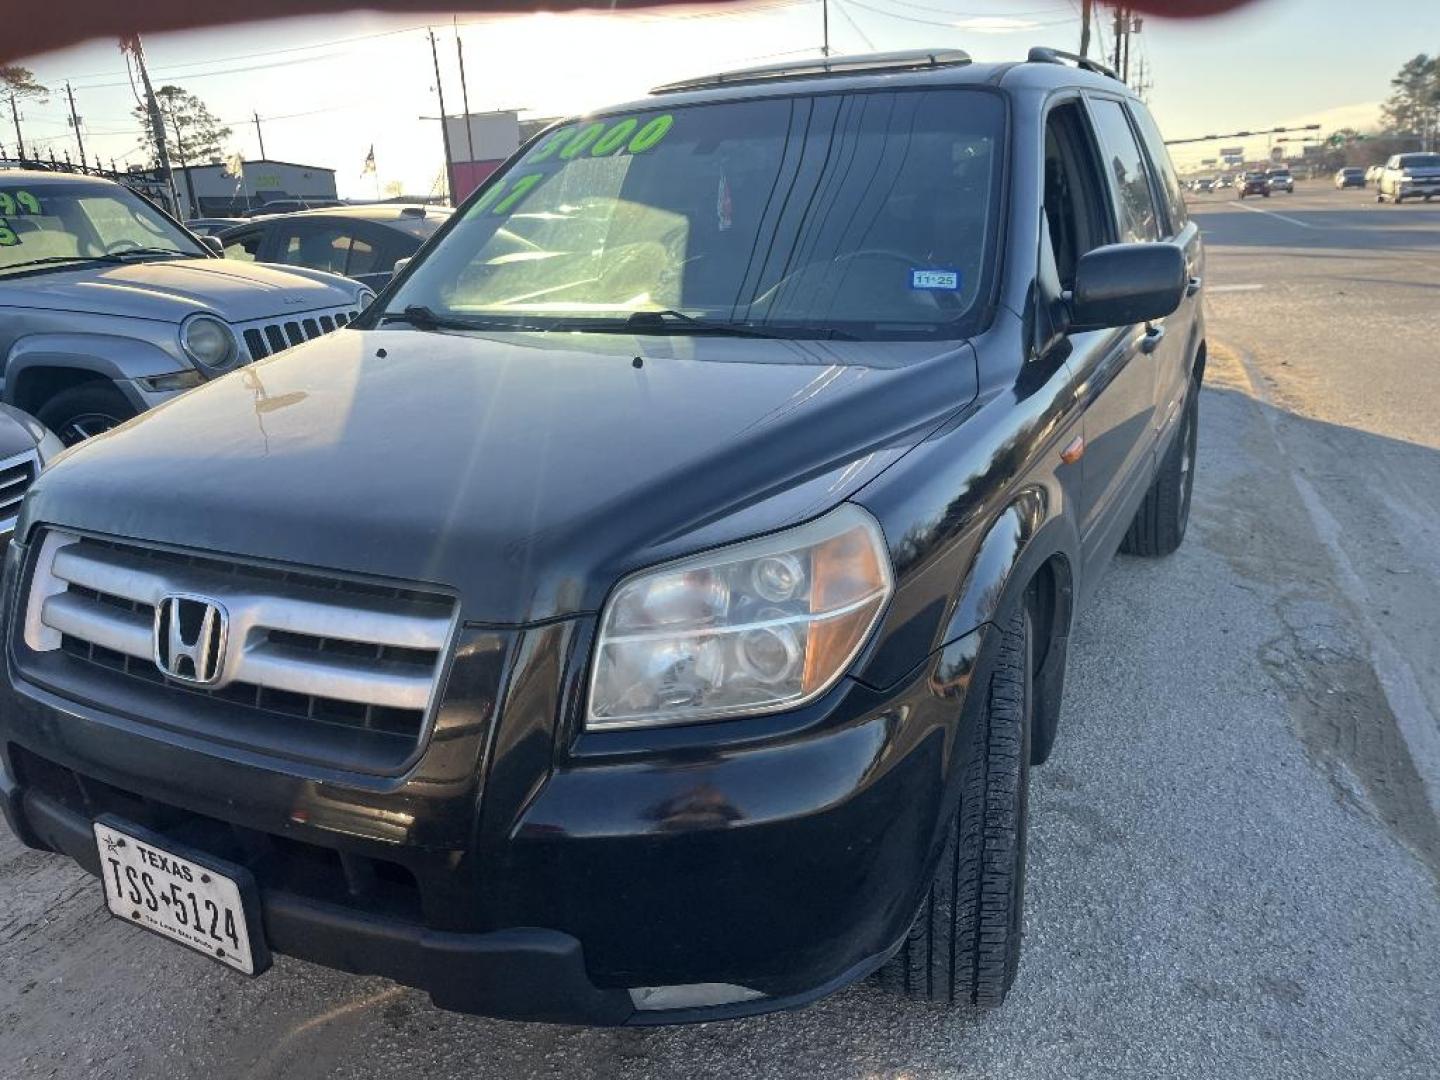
[[0, 190, 40, 217], [471, 113, 678, 220], [0, 220, 18, 247]]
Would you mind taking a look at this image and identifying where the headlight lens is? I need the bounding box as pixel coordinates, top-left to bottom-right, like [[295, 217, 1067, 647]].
[[180, 314, 237, 369], [587, 504, 892, 730]]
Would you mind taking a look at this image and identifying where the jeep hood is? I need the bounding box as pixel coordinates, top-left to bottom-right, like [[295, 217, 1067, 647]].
[[0, 258, 359, 324], [24, 328, 977, 623]]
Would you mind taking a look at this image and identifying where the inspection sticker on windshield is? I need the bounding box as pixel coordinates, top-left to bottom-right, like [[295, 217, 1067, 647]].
[[911, 269, 961, 291]]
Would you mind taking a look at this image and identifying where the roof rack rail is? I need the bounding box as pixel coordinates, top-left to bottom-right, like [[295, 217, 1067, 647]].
[[652, 49, 972, 95], [1026, 46, 1121, 82]]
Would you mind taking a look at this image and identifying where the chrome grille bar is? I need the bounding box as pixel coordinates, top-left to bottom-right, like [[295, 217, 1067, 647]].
[[26, 530, 454, 716], [0, 449, 38, 531]]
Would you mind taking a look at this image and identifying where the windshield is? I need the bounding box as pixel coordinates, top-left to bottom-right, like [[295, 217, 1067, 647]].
[[389, 88, 1005, 340], [0, 179, 206, 273], [1399, 154, 1440, 169]]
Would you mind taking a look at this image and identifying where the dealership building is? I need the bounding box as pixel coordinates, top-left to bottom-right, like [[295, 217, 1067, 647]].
[[161, 159, 338, 217]]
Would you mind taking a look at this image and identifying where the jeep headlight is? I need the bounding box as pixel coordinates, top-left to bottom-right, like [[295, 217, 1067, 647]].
[[587, 504, 892, 730], [180, 313, 238, 369]]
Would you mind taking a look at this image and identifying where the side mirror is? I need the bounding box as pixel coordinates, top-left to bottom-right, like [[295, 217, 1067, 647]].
[[1068, 243, 1186, 330], [393, 257, 412, 275], [200, 235, 224, 256]]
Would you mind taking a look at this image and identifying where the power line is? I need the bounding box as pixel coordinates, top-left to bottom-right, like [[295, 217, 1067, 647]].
[[832, 0, 877, 49], [836, 0, 1076, 28]]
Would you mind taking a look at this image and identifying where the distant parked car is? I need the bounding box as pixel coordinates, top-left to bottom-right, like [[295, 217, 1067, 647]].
[[219, 204, 450, 289], [1376, 152, 1440, 203], [0, 170, 372, 444], [184, 217, 246, 237], [241, 198, 346, 217], [1236, 171, 1270, 198], [1334, 167, 1366, 189], [1265, 168, 1293, 193]]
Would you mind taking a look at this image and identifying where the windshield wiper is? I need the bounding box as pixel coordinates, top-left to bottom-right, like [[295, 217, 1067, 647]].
[[378, 305, 514, 333], [0, 249, 191, 274], [558, 309, 859, 341], [109, 246, 191, 260]]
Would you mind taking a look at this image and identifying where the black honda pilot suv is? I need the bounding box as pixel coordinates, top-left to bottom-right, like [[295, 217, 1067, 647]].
[[0, 48, 1203, 1024]]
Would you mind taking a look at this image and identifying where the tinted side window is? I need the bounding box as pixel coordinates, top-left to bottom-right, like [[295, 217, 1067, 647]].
[[1089, 98, 1160, 243], [277, 225, 353, 275], [223, 230, 261, 262], [1128, 102, 1188, 231]]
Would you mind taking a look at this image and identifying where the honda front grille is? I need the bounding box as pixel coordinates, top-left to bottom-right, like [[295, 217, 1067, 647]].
[[21, 530, 456, 765]]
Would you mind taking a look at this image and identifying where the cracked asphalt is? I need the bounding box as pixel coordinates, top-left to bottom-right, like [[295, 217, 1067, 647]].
[[2, 184, 1438, 1079]]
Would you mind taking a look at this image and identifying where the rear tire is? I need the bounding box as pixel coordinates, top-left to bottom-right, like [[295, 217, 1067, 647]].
[[36, 382, 138, 446], [1120, 379, 1199, 557], [875, 606, 1032, 1008]]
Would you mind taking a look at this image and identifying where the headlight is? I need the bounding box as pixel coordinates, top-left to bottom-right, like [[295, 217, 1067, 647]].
[[587, 504, 893, 730], [356, 287, 377, 309], [180, 314, 238, 369]]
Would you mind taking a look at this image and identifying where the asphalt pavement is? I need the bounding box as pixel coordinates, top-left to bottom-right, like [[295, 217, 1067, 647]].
[[2, 183, 1438, 1079]]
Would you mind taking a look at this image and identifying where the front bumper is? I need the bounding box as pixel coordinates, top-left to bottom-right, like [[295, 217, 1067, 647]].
[[0, 536, 985, 1024]]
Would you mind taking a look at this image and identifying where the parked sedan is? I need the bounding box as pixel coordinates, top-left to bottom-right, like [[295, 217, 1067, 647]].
[[184, 217, 246, 237], [219, 204, 449, 289], [1335, 167, 1367, 189]]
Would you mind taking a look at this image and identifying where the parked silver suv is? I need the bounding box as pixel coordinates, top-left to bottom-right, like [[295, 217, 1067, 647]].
[[0, 170, 372, 444]]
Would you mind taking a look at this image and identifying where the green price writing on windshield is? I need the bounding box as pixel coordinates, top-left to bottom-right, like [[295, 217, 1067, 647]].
[[0, 190, 40, 217], [470, 113, 677, 219], [524, 113, 675, 165]]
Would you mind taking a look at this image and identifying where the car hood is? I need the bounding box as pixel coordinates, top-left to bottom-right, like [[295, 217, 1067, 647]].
[[25, 328, 978, 623], [0, 258, 358, 324]]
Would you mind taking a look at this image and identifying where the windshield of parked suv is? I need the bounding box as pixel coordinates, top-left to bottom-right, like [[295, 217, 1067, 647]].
[[389, 89, 1005, 340], [0, 180, 207, 273]]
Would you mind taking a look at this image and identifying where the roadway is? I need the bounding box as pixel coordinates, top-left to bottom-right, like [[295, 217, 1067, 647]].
[[2, 183, 1438, 1080]]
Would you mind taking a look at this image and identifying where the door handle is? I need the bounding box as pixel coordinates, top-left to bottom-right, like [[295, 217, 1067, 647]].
[[1186, 275, 1203, 297], [1140, 324, 1166, 354]]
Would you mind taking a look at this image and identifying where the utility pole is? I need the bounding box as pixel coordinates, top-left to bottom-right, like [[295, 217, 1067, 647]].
[[65, 82, 86, 165], [427, 28, 455, 205], [121, 35, 180, 216], [6, 92, 23, 159], [253, 111, 267, 159], [1112, 5, 1124, 74], [454, 17, 476, 165], [1122, 13, 1132, 83], [822, 0, 830, 57], [1079, 0, 1092, 59]]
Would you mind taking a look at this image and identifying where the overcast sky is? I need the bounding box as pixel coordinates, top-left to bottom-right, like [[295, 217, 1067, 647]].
[[10, 0, 1427, 198]]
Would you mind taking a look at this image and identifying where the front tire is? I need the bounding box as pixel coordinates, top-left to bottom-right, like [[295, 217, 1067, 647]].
[[36, 382, 138, 446], [1120, 378, 1199, 557], [876, 605, 1032, 1008]]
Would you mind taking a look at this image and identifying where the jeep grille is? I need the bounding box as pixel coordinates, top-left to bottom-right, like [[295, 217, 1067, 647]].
[[238, 305, 360, 361]]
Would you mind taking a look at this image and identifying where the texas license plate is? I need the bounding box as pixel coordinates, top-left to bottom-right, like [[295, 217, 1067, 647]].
[[93, 819, 268, 975]]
